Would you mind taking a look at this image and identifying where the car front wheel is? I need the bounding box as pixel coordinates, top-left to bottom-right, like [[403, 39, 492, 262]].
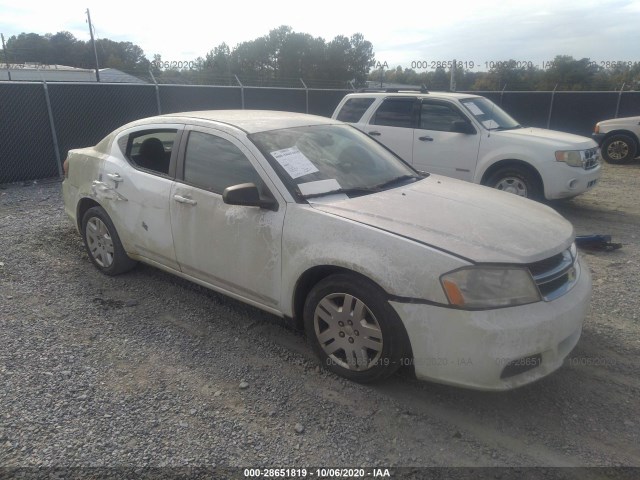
[[303, 274, 408, 383], [601, 134, 637, 164], [81, 206, 137, 275]]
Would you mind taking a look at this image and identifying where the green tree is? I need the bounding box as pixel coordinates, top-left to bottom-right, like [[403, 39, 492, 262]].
[[536, 55, 599, 90]]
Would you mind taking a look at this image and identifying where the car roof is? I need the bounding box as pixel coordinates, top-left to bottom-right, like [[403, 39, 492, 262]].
[[131, 110, 340, 134], [345, 91, 481, 100]]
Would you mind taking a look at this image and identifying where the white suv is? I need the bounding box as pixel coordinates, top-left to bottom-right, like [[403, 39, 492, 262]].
[[332, 92, 602, 200], [592, 116, 640, 164]]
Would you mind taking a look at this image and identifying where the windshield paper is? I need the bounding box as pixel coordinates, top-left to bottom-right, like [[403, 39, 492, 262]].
[[466, 102, 483, 116], [270, 146, 319, 179], [298, 178, 342, 196]]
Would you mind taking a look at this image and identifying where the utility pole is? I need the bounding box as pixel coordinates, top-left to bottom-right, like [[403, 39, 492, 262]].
[[1, 33, 10, 80], [86, 9, 100, 82], [450, 59, 457, 91]]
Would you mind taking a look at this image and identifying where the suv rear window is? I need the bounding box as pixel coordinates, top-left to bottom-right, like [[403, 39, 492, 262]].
[[336, 98, 375, 122]]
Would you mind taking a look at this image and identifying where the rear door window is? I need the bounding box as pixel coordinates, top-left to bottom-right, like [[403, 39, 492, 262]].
[[336, 97, 375, 122], [372, 98, 418, 128], [124, 129, 178, 175]]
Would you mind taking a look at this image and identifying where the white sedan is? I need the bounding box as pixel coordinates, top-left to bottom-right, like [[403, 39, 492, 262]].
[[62, 110, 591, 390]]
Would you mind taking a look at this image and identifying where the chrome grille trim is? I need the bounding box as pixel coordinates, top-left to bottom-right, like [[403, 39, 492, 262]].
[[528, 245, 579, 301], [583, 147, 600, 170]]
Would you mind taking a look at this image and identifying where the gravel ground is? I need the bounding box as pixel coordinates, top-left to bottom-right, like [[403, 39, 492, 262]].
[[1, 162, 639, 474]]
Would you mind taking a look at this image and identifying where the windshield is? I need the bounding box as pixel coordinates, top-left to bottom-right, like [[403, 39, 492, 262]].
[[460, 97, 521, 130], [249, 124, 421, 200]]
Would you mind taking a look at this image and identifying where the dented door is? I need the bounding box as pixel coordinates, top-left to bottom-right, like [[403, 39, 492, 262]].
[[98, 125, 183, 270]]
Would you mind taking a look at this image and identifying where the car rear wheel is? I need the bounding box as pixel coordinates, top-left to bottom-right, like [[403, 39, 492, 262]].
[[601, 134, 637, 164], [81, 206, 137, 275], [303, 274, 408, 383], [486, 165, 541, 200]]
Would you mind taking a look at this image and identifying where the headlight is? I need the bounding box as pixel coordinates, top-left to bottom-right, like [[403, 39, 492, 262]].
[[440, 266, 541, 309], [555, 150, 584, 167]]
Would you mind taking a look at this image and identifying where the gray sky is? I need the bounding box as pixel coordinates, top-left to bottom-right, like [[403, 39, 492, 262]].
[[1, 0, 639, 71]]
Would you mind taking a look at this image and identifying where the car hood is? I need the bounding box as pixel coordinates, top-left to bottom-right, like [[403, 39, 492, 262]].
[[495, 127, 596, 149], [310, 176, 574, 264], [599, 116, 640, 128]]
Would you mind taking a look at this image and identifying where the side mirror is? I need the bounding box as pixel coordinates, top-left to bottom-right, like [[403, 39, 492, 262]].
[[223, 183, 278, 211], [450, 120, 477, 135]]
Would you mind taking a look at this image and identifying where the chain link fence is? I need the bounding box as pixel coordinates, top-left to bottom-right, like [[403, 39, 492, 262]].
[[1, 80, 639, 184], [0, 83, 60, 183]]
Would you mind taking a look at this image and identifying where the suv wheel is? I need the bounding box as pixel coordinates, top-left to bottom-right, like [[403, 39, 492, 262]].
[[486, 166, 541, 200], [601, 134, 637, 164]]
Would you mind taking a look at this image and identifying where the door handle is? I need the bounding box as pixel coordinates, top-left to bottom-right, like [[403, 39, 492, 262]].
[[368, 131, 381, 136], [419, 136, 434, 142], [107, 173, 123, 183], [173, 194, 197, 206]]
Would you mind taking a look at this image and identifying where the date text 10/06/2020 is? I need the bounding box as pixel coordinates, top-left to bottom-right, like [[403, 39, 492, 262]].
[[244, 468, 391, 478], [401, 60, 639, 70]]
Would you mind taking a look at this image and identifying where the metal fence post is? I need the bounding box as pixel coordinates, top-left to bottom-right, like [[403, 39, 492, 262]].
[[149, 70, 162, 115], [614, 83, 625, 119], [500, 83, 507, 106], [300, 78, 308, 113], [42, 80, 63, 178], [235, 75, 245, 109], [546, 84, 558, 129]]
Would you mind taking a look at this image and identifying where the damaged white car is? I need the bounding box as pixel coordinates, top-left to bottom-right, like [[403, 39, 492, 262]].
[[62, 110, 591, 390]]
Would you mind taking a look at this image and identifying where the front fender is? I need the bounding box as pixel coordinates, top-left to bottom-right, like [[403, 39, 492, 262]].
[[280, 204, 468, 316]]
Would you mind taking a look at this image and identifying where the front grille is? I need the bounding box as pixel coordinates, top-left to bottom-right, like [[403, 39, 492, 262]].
[[527, 246, 578, 301], [583, 147, 600, 170], [527, 252, 564, 276]]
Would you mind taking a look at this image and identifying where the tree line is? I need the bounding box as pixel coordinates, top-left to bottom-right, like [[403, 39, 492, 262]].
[[1, 28, 638, 90], [1, 26, 374, 87], [1, 31, 149, 74]]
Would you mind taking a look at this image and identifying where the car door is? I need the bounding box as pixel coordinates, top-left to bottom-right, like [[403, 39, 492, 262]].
[[98, 124, 182, 270], [412, 100, 481, 181], [364, 97, 418, 163], [169, 126, 285, 308]]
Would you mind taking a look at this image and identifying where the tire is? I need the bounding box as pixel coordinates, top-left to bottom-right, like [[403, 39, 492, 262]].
[[601, 134, 637, 164], [486, 165, 541, 200], [81, 206, 137, 275], [303, 273, 408, 383]]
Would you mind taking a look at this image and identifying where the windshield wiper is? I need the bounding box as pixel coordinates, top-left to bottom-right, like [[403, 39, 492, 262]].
[[369, 174, 422, 191], [302, 186, 378, 199], [494, 124, 523, 131], [302, 174, 422, 199]]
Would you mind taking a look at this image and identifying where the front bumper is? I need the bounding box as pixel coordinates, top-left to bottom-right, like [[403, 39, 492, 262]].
[[391, 256, 591, 391], [540, 162, 601, 200]]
